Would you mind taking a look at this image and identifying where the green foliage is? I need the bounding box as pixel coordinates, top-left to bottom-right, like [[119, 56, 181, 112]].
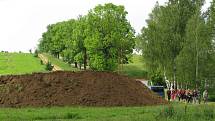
[[151, 72, 166, 86], [34, 49, 38, 57], [45, 61, 53, 71], [85, 3, 135, 71], [176, 8, 213, 84], [138, 0, 215, 87], [43, 53, 78, 71], [65, 113, 82, 119], [39, 3, 135, 71], [39, 19, 76, 58], [121, 55, 148, 79]]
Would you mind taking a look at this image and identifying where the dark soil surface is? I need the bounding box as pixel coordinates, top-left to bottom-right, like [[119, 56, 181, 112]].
[[0, 71, 167, 107]]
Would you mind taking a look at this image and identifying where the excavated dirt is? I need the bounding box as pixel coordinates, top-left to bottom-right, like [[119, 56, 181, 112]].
[[0, 71, 167, 107]]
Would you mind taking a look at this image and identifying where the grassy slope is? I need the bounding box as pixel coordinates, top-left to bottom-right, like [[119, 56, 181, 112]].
[[43, 53, 146, 78], [0, 53, 46, 75], [121, 54, 147, 79], [43, 53, 79, 71], [0, 103, 214, 121]]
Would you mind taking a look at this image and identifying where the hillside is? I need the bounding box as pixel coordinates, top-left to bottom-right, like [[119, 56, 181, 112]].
[[0, 52, 147, 79], [121, 54, 147, 79], [0, 53, 46, 75], [42, 53, 147, 78], [42, 53, 79, 71]]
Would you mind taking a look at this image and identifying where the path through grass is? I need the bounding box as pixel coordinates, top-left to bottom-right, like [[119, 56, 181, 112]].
[[42, 53, 79, 71]]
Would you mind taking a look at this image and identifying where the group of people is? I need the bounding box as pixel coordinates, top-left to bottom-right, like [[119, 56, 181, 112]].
[[167, 88, 209, 104]]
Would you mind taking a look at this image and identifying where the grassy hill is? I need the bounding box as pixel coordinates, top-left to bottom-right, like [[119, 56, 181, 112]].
[[42, 53, 79, 71], [43, 53, 147, 78], [121, 54, 147, 79], [0, 53, 46, 75], [0, 52, 146, 78]]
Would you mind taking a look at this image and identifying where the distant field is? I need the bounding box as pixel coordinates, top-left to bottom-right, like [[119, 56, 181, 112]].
[[0, 103, 214, 121], [121, 54, 148, 79], [43, 53, 79, 71], [0, 53, 46, 75]]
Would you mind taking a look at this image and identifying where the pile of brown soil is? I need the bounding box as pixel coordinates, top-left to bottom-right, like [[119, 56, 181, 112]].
[[0, 71, 167, 107]]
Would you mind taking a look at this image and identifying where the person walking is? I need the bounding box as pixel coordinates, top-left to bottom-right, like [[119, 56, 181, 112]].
[[203, 89, 208, 104], [177, 89, 182, 102], [196, 89, 201, 104], [167, 88, 171, 102], [193, 89, 197, 104]]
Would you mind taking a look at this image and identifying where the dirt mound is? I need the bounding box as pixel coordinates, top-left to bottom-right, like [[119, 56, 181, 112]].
[[0, 71, 167, 107]]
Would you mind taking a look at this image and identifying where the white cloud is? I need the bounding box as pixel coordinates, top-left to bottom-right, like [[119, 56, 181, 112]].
[[0, 0, 211, 52]]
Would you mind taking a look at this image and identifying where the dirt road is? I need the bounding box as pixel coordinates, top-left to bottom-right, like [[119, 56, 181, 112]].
[[38, 54, 62, 71]]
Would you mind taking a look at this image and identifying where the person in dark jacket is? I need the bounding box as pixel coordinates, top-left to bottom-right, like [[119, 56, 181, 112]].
[[167, 88, 171, 102]]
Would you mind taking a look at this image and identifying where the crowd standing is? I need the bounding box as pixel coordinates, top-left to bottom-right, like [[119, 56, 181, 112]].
[[166, 88, 208, 104]]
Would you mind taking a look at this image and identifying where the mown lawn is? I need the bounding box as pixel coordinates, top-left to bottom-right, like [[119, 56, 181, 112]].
[[121, 54, 148, 79], [0, 53, 46, 75], [0, 103, 214, 121], [43, 53, 79, 71]]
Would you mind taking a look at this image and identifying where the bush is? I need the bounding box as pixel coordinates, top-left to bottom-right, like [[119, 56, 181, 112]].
[[34, 50, 38, 57], [46, 61, 54, 71], [151, 72, 166, 87], [208, 95, 215, 102], [40, 60, 44, 65], [65, 113, 81, 119]]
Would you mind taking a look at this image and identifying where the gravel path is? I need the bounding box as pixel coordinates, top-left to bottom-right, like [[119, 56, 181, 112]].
[[38, 54, 62, 71]]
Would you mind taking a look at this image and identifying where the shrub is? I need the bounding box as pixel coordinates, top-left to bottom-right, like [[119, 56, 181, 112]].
[[40, 60, 44, 65], [65, 113, 81, 119], [46, 61, 54, 71], [208, 94, 215, 102], [151, 72, 166, 87], [34, 49, 38, 57]]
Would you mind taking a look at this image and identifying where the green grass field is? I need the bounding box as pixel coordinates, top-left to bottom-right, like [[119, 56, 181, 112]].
[[0, 103, 214, 121], [121, 54, 147, 79], [43, 53, 147, 79], [0, 52, 147, 78], [0, 53, 46, 75], [43, 53, 79, 71]]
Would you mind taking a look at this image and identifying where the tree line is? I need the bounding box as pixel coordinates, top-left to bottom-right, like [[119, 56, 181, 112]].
[[39, 1, 215, 89], [136, 0, 215, 88], [38, 3, 135, 71]]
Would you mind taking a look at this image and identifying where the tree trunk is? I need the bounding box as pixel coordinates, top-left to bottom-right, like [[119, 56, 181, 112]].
[[75, 62, 78, 68], [83, 48, 87, 70], [173, 60, 176, 89], [79, 63, 82, 70], [56, 52, 59, 59]]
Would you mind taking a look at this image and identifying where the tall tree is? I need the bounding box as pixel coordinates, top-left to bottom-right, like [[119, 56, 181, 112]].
[[85, 3, 135, 71], [73, 16, 88, 70], [176, 6, 211, 86], [139, 0, 199, 83]]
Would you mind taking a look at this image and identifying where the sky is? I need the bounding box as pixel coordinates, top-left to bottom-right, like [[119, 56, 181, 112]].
[[0, 0, 212, 52]]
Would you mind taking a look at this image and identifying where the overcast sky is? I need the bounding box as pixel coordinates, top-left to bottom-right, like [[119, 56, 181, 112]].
[[0, 0, 212, 52]]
